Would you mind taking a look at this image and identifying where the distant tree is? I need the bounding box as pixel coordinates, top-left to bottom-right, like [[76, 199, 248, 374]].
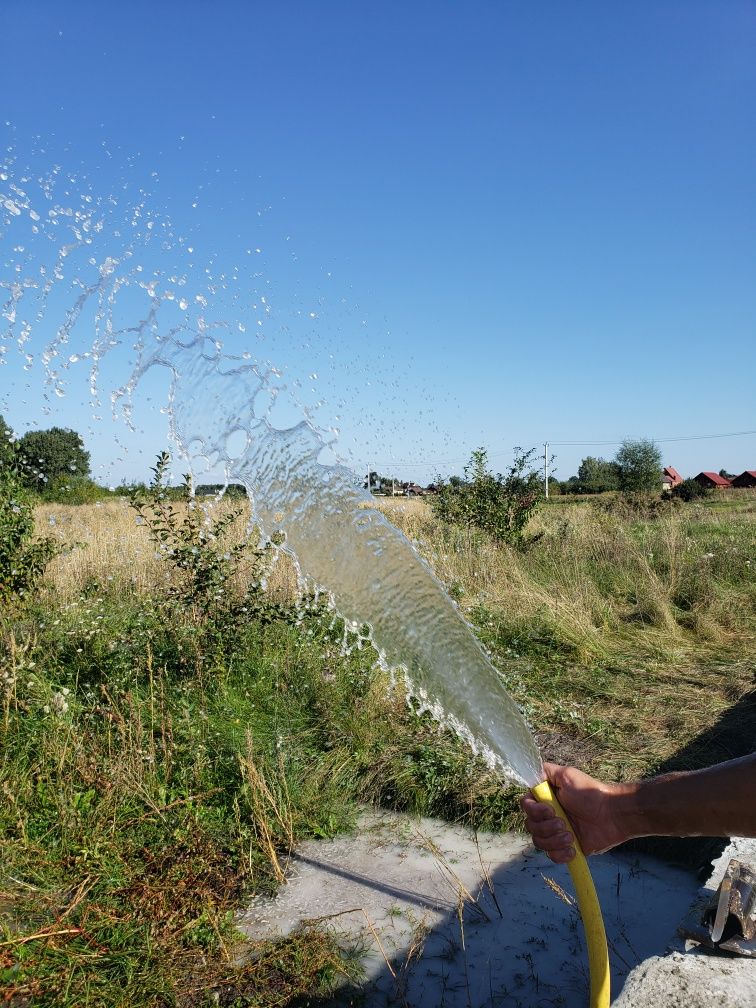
[[363, 472, 399, 494], [195, 483, 248, 499], [562, 475, 582, 494], [431, 447, 542, 546], [576, 456, 621, 494], [718, 468, 735, 480], [614, 439, 663, 493], [17, 427, 90, 491], [378, 474, 400, 494]]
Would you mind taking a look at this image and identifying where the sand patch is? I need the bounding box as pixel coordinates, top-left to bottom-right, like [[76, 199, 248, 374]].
[[240, 809, 699, 1006]]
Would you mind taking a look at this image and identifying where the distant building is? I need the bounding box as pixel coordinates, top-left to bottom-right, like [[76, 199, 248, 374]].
[[662, 466, 683, 490], [694, 472, 732, 489], [401, 482, 426, 496], [731, 470, 756, 488]]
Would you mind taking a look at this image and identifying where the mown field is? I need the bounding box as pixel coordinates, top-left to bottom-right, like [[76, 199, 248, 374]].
[[1, 488, 755, 1006]]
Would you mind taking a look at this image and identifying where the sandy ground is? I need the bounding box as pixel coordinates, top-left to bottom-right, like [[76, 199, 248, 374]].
[[239, 809, 703, 1007]]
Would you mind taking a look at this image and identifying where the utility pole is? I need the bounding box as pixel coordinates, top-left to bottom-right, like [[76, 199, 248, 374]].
[[544, 442, 549, 499]]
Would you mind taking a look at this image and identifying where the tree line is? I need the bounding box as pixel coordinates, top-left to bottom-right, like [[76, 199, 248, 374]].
[[0, 415, 711, 511], [0, 416, 253, 503], [560, 438, 662, 494]]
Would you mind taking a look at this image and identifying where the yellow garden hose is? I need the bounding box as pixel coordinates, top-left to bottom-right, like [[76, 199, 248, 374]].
[[532, 779, 610, 1008]]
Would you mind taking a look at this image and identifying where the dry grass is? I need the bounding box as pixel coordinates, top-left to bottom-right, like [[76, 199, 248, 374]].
[[35, 493, 756, 664], [366, 495, 756, 785], [35, 499, 299, 602], [30, 493, 756, 786], [36, 498, 164, 595], [372, 495, 756, 663]]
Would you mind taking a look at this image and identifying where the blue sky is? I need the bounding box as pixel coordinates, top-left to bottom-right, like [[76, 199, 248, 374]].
[[2, 1, 755, 485]]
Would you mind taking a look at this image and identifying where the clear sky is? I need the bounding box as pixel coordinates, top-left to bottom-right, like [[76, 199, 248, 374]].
[[2, 1, 755, 486]]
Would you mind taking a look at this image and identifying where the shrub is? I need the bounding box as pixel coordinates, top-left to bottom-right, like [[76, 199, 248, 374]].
[[0, 466, 59, 606], [430, 447, 542, 546], [41, 475, 112, 504], [672, 478, 712, 503], [129, 452, 288, 634]]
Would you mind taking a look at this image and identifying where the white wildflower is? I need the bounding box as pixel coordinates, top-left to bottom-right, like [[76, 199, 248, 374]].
[[51, 692, 69, 715]]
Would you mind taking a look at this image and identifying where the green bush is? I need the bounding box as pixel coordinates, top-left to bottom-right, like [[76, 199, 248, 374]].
[[0, 466, 59, 606], [672, 478, 712, 503], [41, 475, 112, 504], [430, 447, 542, 546], [129, 452, 289, 636]]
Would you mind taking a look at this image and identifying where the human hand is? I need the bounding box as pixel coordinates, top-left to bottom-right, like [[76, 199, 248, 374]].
[[520, 762, 629, 863]]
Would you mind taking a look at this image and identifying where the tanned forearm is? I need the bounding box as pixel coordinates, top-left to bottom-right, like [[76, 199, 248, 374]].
[[615, 753, 756, 842]]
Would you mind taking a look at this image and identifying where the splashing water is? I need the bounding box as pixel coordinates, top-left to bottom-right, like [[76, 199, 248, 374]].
[[1, 140, 544, 787]]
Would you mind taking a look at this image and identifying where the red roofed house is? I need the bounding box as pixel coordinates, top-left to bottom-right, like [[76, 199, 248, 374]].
[[694, 472, 732, 489], [401, 482, 426, 496], [732, 471, 756, 488], [662, 466, 683, 490]]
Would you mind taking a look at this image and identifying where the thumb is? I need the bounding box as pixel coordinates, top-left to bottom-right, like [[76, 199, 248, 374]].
[[542, 762, 572, 791]]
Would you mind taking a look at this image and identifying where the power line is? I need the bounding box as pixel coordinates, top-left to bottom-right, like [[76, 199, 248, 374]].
[[368, 429, 756, 470], [549, 430, 756, 447]]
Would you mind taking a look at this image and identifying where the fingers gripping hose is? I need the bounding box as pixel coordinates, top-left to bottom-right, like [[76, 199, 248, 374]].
[[532, 780, 610, 1008]]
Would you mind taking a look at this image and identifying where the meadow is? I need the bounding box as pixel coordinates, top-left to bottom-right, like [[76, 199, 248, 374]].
[[376, 492, 756, 778], [1, 488, 754, 1005]]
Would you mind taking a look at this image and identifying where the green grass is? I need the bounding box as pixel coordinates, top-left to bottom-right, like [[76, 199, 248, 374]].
[[0, 586, 520, 1006]]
